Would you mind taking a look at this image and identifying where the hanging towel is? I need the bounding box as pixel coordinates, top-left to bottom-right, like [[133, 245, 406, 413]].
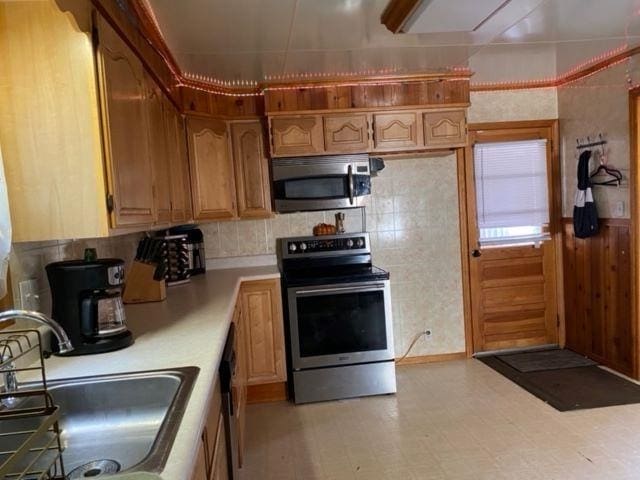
[[573, 150, 599, 238]]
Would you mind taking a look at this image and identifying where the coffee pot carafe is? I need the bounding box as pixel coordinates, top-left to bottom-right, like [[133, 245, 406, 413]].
[[46, 258, 133, 355]]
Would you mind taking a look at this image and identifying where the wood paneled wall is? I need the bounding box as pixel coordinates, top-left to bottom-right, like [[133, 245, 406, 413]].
[[180, 87, 265, 118], [562, 218, 635, 377], [264, 79, 470, 114]]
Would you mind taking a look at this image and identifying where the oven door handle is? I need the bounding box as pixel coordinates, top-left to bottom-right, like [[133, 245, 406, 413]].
[[347, 164, 354, 205], [295, 284, 386, 296]]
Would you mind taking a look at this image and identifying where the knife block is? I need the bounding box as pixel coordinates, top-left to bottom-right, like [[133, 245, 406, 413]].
[[123, 261, 167, 304]]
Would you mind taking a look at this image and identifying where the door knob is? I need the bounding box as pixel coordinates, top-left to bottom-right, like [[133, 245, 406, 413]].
[[471, 249, 481, 258]]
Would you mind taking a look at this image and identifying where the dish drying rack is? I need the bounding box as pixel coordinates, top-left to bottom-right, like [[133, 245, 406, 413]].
[[0, 329, 65, 479]]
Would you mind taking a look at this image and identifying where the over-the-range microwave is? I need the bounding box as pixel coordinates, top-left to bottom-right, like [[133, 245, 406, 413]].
[[271, 154, 384, 213]]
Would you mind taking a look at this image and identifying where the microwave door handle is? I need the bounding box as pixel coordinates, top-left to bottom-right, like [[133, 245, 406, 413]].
[[348, 164, 355, 205]]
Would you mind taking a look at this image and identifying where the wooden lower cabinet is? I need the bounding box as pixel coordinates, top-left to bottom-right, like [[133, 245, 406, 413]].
[[211, 414, 229, 480], [240, 279, 286, 385]]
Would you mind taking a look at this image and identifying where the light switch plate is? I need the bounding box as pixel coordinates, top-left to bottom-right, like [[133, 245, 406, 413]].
[[614, 201, 625, 217], [18, 279, 40, 311]]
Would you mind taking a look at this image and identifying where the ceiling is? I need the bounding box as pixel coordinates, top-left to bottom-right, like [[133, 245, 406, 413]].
[[146, 0, 640, 85]]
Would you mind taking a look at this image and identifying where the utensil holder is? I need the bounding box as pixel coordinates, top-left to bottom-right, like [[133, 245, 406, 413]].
[[123, 261, 167, 304]]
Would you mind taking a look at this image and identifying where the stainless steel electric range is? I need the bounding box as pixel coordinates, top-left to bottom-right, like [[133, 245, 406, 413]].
[[278, 233, 396, 404]]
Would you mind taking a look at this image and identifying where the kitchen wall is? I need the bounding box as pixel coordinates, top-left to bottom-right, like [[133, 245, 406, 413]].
[[468, 88, 558, 124], [558, 61, 637, 218], [9, 234, 141, 314]]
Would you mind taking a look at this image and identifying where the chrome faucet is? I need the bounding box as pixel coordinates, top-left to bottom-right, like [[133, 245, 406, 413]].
[[0, 310, 73, 354], [0, 310, 73, 408]]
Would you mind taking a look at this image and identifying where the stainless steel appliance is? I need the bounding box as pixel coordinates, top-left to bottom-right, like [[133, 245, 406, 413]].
[[46, 258, 133, 355], [278, 233, 396, 404], [168, 226, 206, 275], [219, 324, 239, 479], [271, 154, 384, 213]]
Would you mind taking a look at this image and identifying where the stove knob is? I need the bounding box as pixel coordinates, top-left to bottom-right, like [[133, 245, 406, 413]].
[[356, 238, 364, 248], [346, 239, 354, 248], [300, 242, 307, 251], [289, 243, 297, 253]]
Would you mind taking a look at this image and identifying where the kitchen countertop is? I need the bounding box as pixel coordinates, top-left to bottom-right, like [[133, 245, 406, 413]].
[[41, 265, 280, 480]]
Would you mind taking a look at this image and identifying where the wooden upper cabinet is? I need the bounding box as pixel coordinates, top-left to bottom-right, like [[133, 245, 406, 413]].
[[241, 279, 286, 385], [166, 108, 193, 224], [423, 110, 467, 148], [323, 114, 370, 153], [231, 121, 272, 218], [145, 74, 172, 225], [186, 117, 237, 221], [372, 111, 421, 151], [96, 15, 155, 227], [270, 116, 324, 157]]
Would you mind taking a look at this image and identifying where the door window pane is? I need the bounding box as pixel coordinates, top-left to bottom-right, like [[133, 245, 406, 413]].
[[474, 139, 550, 246]]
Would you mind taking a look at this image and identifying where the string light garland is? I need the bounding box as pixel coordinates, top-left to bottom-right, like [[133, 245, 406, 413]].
[[136, 0, 636, 96]]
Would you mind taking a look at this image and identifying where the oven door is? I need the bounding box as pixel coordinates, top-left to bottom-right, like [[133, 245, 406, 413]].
[[287, 280, 394, 370]]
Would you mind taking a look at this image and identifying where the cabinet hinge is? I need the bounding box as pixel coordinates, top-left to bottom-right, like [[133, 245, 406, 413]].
[[106, 194, 114, 213]]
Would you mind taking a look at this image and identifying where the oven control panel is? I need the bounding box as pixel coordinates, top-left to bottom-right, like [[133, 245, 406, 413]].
[[284, 234, 368, 256]]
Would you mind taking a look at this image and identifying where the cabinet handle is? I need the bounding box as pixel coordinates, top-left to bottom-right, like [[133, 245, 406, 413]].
[[471, 249, 481, 258]]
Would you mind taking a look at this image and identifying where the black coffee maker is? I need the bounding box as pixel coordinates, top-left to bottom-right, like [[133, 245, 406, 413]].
[[46, 258, 133, 355]]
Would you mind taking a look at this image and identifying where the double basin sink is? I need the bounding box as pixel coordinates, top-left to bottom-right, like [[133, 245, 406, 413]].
[[1, 366, 199, 479]]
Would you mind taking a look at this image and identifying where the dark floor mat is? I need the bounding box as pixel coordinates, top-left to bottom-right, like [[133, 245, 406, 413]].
[[479, 356, 640, 411], [497, 348, 597, 372]]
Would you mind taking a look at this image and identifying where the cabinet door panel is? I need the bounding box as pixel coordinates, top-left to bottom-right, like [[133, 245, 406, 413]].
[[96, 16, 155, 227], [231, 121, 271, 218], [165, 106, 192, 223], [372, 112, 420, 151], [210, 413, 229, 480], [191, 434, 208, 480], [323, 114, 369, 153], [232, 301, 247, 468], [146, 75, 171, 225], [186, 117, 236, 221], [241, 280, 286, 385], [270, 116, 324, 156], [423, 110, 467, 148]]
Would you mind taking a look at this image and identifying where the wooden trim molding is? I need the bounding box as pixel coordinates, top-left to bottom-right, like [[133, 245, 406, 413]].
[[629, 87, 640, 379], [395, 352, 467, 366], [380, 0, 423, 33], [246, 382, 287, 404]]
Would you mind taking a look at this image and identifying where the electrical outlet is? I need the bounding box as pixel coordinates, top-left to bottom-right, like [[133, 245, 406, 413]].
[[18, 279, 40, 311]]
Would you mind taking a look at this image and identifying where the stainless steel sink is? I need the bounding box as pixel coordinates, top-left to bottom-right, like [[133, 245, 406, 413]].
[[6, 367, 199, 478]]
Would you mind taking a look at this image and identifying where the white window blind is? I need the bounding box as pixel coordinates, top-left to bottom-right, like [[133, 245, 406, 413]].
[[474, 139, 550, 246]]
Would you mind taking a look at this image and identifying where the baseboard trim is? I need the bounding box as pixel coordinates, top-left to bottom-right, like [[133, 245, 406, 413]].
[[247, 381, 288, 404], [395, 351, 467, 366]]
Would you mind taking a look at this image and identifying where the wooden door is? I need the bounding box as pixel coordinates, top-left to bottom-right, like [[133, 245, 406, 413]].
[[269, 115, 324, 156], [241, 279, 286, 385], [186, 117, 236, 221], [145, 73, 172, 225], [372, 111, 421, 151], [96, 15, 155, 227], [165, 103, 192, 223], [424, 110, 467, 148], [465, 123, 560, 353], [323, 114, 370, 153], [231, 121, 272, 218]]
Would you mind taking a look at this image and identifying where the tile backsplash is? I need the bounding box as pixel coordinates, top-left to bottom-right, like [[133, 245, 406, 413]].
[[9, 154, 466, 359]]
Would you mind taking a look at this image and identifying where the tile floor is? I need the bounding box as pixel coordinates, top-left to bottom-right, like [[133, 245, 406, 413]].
[[239, 359, 640, 479]]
